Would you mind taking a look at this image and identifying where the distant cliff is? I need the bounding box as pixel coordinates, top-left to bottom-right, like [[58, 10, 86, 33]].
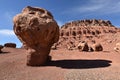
[[54, 19, 119, 50]]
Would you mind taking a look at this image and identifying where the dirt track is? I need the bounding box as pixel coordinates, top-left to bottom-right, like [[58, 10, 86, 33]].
[[0, 48, 120, 80]]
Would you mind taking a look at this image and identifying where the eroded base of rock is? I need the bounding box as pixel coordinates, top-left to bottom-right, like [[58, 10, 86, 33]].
[[27, 53, 52, 66]]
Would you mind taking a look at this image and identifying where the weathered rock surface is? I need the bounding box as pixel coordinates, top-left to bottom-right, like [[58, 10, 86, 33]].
[[55, 19, 119, 51], [4, 43, 16, 48], [0, 45, 3, 53], [13, 6, 59, 66]]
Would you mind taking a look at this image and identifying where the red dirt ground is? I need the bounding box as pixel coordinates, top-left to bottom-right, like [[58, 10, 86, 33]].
[[0, 47, 120, 80]]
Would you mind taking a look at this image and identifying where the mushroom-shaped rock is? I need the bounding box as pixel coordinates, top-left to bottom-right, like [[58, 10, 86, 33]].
[[77, 41, 89, 51], [92, 43, 103, 51], [13, 6, 59, 66], [0, 45, 4, 53], [4, 43, 16, 48]]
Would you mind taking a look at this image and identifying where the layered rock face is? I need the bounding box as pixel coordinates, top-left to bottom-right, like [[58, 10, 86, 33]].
[[13, 6, 59, 66], [56, 19, 118, 50]]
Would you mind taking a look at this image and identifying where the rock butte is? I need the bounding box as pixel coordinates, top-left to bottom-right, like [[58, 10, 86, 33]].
[[55, 19, 120, 50], [13, 6, 59, 66]]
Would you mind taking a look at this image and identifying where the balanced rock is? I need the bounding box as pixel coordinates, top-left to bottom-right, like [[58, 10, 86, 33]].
[[77, 41, 89, 51], [92, 43, 103, 51], [13, 6, 59, 66], [0, 45, 3, 53], [4, 43, 16, 48]]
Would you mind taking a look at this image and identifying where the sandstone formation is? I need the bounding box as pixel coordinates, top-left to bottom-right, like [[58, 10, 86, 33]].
[[4, 43, 16, 48], [13, 6, 59, 66], [55, 19, 119, 51], [0, 45, 3, 53]]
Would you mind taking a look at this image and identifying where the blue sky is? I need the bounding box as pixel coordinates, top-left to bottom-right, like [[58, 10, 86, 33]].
[[0, 0, 120, 48]]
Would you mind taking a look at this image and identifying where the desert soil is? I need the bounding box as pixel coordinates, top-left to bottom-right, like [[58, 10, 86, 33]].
[[0, 48, 120, 80]]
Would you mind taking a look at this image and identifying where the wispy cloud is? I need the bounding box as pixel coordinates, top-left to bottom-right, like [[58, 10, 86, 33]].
[[0, 29, 15, 36], [64, 0, 120, 15], [0, 29, 22, 48], [4, 11, 16, 26]]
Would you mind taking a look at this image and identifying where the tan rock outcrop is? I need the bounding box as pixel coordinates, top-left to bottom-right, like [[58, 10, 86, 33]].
[[4, 43, 16, 48], [13, 6, 59, 66]]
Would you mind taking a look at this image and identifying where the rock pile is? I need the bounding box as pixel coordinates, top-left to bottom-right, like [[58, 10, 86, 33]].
[[13, 6, 59, 66], [77, 41, 103, 52]]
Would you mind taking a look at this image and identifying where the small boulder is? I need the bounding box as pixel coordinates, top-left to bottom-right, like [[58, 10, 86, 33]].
[[4, 43, 16, 48], [92, 43, 103, 51], [51, 43, 58, 50], [77, 41, 89, 51], [114, 43, 120, 52]]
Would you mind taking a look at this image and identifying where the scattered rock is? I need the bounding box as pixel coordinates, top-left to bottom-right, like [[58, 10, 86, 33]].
[[77, 41, 89, 51], [13, 6, 59, 66], [92, 43, 103, 51], [4, 43, 16, 48], [89, 46, 94, 52], [114, 43, 120, 52], [0, 45, 3, 53], [51, 43, 58, 50]]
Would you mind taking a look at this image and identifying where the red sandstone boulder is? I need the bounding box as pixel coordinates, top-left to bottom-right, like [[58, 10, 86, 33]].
[[13, 6, 59, 66], [4, 43, 16, 48], [92, 43, 103, 51]]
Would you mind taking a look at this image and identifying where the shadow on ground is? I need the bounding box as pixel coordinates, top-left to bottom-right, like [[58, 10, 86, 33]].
[[0, 52, 10, 54], [46, 59, 112, 69]]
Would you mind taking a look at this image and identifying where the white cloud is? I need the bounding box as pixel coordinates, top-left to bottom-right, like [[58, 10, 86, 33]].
[[0, 29, 15, 36], [64, 0, 120, 15]]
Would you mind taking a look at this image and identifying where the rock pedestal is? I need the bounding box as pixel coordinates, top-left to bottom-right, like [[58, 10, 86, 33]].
[[13, 6, 59, 66]]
